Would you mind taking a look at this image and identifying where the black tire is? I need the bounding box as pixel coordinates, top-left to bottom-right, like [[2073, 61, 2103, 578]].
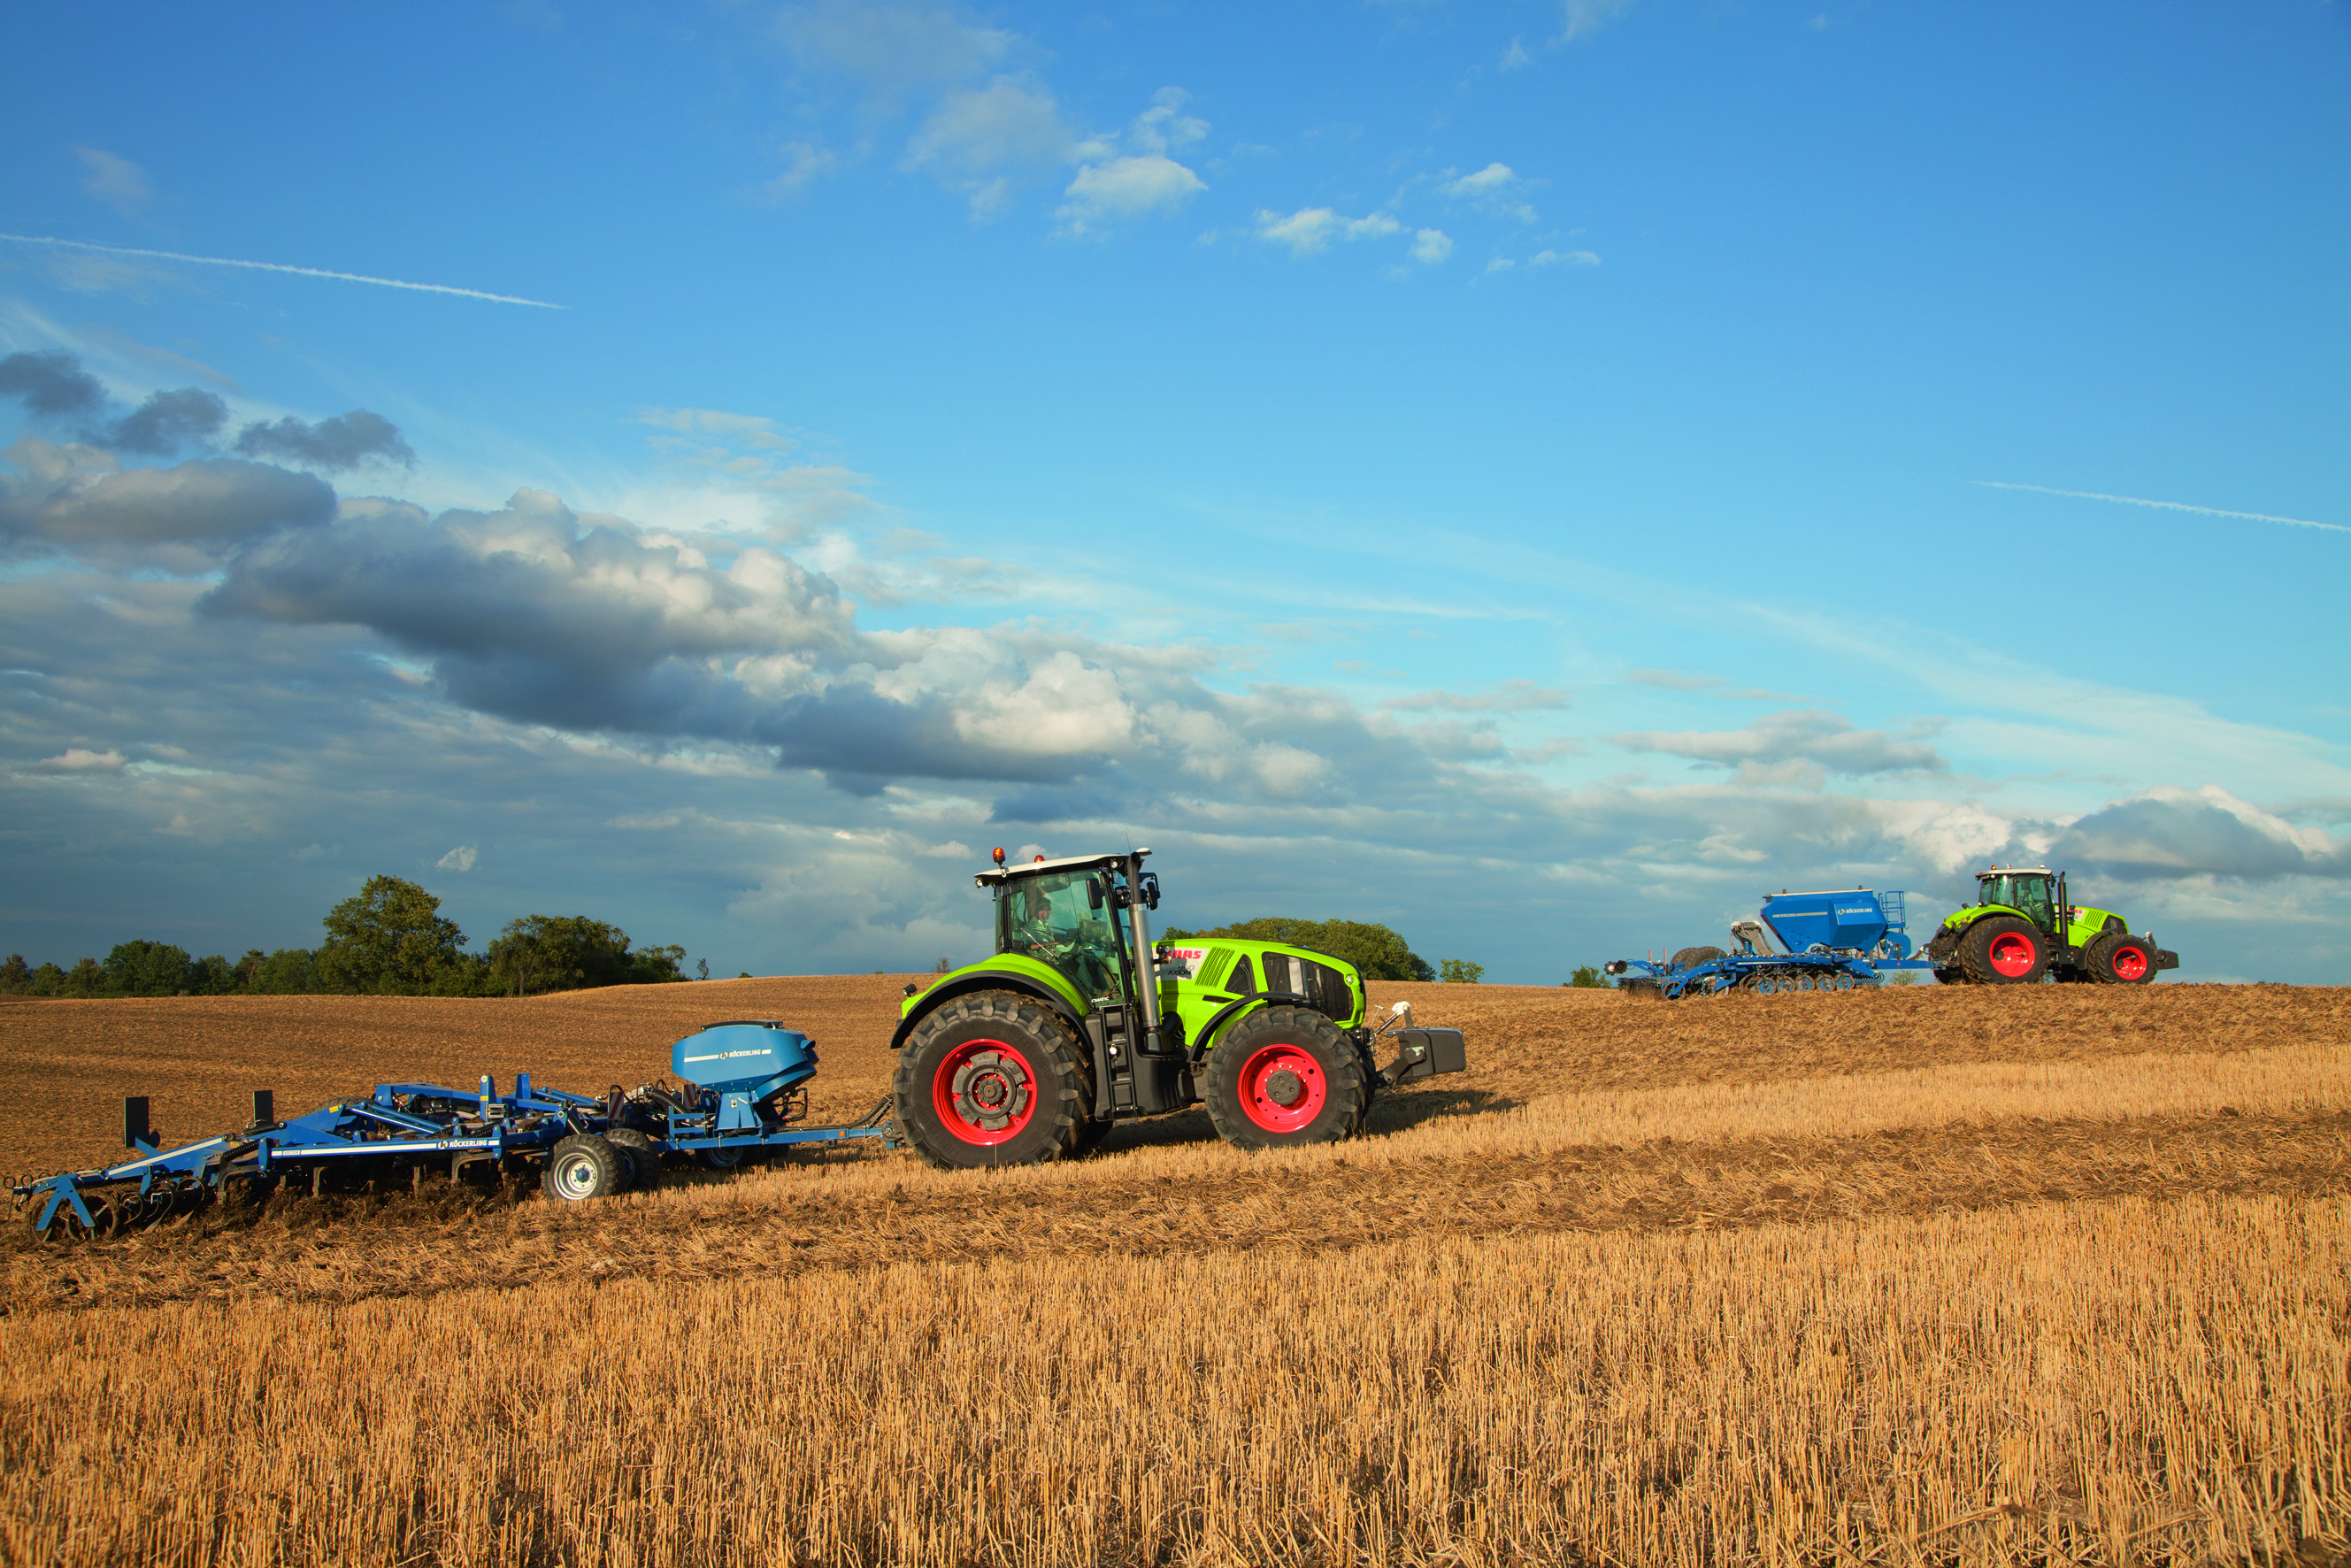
[[604, 1127, 664, 1190], [1202, 1004, 1368, 1152], [2086, 933, 2159, 985], [1957, 916, 2049, 985], [894, 990, 1087, 1170], [542, 1134, 626, 1203], [1670, 946, 1727, 970]]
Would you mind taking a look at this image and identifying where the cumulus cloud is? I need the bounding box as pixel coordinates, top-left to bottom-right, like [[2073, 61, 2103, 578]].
[[1382, 680, 1572, 713], [1, 439, 335, 568], [234, 410, 417, 471], [1410, 228, 1453, 264], [779, 2, 1013, 96], [1562, 0, 1639, 41], [908, 76, 1072, 169], [436, 844, 479, 872], [0, 350, 108, 419], [2051, 786, 2351, 881], [1611, 709, 1949, 785], [763, 140, 839, 198], [1254, 207, 1406, 257], [108, 388, 228, 454], [35, 747, 127, 772], [75, 148, 152, 214], [1530, 248, 1600, 267], [1442, 162, 1539, 223], [1057, 156, 1206, 232]]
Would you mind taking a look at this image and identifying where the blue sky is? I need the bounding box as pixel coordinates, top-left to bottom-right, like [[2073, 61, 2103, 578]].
[[3, 0, 2346, 983]]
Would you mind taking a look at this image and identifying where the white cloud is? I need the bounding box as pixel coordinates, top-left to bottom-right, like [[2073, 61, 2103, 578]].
[[1562, 0, 1639, 42], [74, 149, 151, 215], [1501, 38, 1533, 69], [1056, 156, 1206, 234], [779, 3, 1014, 96], [906, 76, 1074, 179], [1442, 162, 1540, 223], [1410, 228, 1454, 265], [37, 747, 127, 772], [436, 844, 479, 872], [763, 140, 839, 199], [1253, 208, 1405, 257], [1531, 248, 1601, 267], [1611, 710, 1950, 781]]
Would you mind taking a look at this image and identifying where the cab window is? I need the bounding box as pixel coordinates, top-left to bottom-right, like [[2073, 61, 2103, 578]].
[[1226, 955, 1254, 995]]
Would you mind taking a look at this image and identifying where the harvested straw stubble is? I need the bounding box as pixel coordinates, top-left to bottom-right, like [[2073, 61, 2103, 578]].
[[7, 1037, 2343, 1316], [1, 1192, 2341, 1568]]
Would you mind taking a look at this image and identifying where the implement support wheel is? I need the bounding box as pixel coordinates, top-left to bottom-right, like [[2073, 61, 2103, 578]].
[[604, 1127, 664, 1190], [1203, 1004, 1368, 1152], [895, 990, 1087, 1170], [542, 1134, 626, 1203]]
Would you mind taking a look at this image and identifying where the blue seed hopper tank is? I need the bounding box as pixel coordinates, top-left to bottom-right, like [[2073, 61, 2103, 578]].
[[1761, 889, 1909, 960]]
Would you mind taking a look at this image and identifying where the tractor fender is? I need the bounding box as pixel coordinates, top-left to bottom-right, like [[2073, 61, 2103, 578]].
[[1184, 990, 1313, 1063], [890, 971, 1091, 1056]]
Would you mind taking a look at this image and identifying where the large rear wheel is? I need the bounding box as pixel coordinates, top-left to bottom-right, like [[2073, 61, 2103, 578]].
[[1670, 945, 1727, 970], [1957, 916, 2048, 985], [895, 991, 1087, 1170], [1203, 1005, 1367, 1152]]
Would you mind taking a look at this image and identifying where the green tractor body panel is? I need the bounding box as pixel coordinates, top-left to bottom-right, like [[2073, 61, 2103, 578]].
[[1155, 937, 1366, 1051], [1940, 898, 2124, 951]]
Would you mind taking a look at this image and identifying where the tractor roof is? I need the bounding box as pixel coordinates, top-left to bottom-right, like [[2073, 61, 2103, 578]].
[[1978, 865, 2054, 878], [973, 849, 1152, 888]]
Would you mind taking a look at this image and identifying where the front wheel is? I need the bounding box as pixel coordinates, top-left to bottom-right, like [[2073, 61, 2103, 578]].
[[2087, 933, 2158, 984], [1957, 916, 2048, 985], [1203, 1005, 1368, 1152], [894, 991, 1087, 1170]]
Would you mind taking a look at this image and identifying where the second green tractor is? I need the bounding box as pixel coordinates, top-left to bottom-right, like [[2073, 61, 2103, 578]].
[[888, 849, 1468, 1169], [1922, 865, 2178, 986]]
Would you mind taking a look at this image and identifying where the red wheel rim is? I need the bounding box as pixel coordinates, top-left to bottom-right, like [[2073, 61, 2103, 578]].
[[931, 1038, 1038, 1146], [1236, 1042, 1328, 1134], [2111, 945, 2149, 981], [1986, 931, 2038, 977]]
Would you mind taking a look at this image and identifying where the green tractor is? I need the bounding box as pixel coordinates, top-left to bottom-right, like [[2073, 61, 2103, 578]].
[[888, 848, 1468, 1168], [1923, 865, 2178, 986]]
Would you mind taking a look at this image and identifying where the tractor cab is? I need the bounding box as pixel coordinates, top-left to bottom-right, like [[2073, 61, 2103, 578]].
[[983, 850, 1160, 1011], [1974, 867, 2060, 931]]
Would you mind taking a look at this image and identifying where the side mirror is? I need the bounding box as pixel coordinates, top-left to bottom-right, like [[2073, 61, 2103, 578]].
[[1086, 879, 1104, 910], [1140, 872, 1160, 910]]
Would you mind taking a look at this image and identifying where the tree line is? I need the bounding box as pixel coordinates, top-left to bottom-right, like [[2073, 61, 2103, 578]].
[[0, 875, 695, 1000]]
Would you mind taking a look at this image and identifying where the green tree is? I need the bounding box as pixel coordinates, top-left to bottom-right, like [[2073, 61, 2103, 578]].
[[60, 958, 104, 997], [0, 955, 28, 994], [247, 949, 314, 995], [1157, 918, 1436, 982], [1564, 965, 1604, 988], [188, 953, 239, 995], [312, 875, 472, 995], [488, 914, 686, 996], [1439, 958, 1485, 985], [104, 941, 196, 996], [27, 962, 66, 996]]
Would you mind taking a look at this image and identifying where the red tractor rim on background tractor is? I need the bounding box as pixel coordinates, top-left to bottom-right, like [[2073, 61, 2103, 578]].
[[931, 1038, 1039, 1146], [2112, 945, 2150, 981], [1986, 931, 2039, 978], [1236, 1041, 1328, 1134]]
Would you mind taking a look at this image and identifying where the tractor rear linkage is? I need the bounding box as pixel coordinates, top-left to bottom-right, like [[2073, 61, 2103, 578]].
[[10, 1019, 898, 1242]]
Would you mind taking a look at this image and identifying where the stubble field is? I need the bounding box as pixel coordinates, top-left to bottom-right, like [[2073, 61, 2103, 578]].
[[1, 978, 2345, 1566]]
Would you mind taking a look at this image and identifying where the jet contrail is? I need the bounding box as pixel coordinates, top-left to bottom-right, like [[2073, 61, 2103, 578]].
[[1976, 480, 2343, 534], [0, 233, 565, 310]]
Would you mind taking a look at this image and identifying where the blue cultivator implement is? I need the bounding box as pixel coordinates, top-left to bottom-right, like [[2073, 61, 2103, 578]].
[[11, 1019, 900, 1241], [1604, 888, 1937, 999]]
